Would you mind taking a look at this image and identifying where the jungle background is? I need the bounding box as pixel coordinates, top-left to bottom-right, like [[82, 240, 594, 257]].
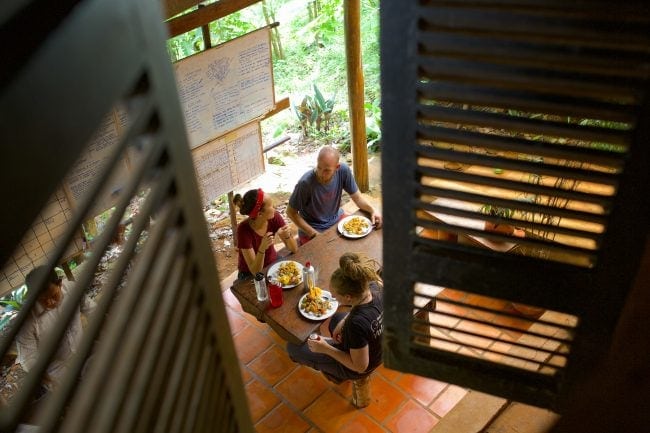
[[166, 0, 382, 279]]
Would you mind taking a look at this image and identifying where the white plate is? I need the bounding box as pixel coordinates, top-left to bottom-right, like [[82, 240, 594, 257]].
[[298, 290, 339, 320], [338, 215, 373, 238], [267, 260, 303, 289]]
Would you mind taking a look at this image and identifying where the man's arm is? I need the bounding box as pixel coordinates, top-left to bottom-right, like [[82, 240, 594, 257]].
[[349, 191, 383, 228], [286, 205, 319, 238]]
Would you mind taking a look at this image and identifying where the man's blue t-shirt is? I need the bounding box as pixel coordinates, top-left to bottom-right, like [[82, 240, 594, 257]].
[[289, 162, 358, 231]]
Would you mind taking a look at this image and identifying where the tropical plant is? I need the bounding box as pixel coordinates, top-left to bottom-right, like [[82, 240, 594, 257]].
[[292, 84, 336, 136], [479, 204, 514, 219], [0, 284, 27, 332]]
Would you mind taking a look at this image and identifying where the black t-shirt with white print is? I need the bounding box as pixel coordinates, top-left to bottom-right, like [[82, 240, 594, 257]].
[[341, 281, 383, 373]]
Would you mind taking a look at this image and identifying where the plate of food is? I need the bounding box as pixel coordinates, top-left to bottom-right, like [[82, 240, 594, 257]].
[[338, 215, 373, 238], [298, 286, 339, 320], [267, 260, 303, 289]]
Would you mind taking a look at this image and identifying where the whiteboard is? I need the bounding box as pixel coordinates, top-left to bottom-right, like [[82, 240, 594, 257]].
[[174, 28, 275, 149], [192, 122, 264, 206]]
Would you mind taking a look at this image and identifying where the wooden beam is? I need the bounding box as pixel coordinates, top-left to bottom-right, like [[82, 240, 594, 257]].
[[262, 96, 289, 121], [160, 0, 201, 20], [166, 0, 261, 38], [344, 0, 369, 192]]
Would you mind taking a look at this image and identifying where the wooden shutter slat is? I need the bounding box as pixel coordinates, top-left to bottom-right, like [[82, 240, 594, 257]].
[[416, 166, 615, 207], [416, 185, 609, 224], [419, 57, 643, 102], [418, 82, 637, 123], [418, 33, 650, 79], [415, 145, 621, 185], [419, 5, 650, 47], [419, 105, 631, 147]]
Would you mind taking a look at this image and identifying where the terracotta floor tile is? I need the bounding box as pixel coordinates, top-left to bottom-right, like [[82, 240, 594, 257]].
[[384, 400, 439, 433], [449, 328, 494, 350], [465, 293, 509, 311], [303, 389, 358, 432], [268, 328, 288, 346], [233, 325, 274, 364], [243, 311, 271, 330], [249, 345, 298, 386], [255, 402, 311, 433], [275, 366, 330, 410], [429, 384, 467, 417], [226, 308, 248, 335], [395, 374, 447, 406], [435, 300, 471, 320], [239, 363, 253, 384], [376, 365, 402, 383], [437, 288, 468, 303], [326, 378, 353, 399], [491, 314, 531, 338], [223, 288, 243, 312], [245, 378, 281, 423], [363, 374, 407, 423], [456, 319, 502, 340], [337, 412, 385, 433]]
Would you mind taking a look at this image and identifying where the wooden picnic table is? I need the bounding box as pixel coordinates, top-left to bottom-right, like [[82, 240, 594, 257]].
[[229, 210, 383, 345]]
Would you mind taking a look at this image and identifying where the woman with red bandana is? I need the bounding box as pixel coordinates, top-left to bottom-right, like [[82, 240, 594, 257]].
[[233, 188, 298, 279]]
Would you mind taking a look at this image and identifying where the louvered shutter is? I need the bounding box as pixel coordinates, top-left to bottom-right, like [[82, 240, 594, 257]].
[[381, 0, 650, 410], [0, 0, 253, 431]]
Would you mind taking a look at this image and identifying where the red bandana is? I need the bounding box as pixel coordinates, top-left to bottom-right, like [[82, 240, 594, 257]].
[[248, 189, 264, 218]]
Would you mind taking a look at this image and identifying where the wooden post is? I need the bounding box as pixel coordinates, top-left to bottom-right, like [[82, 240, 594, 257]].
[[199, 4, 212, 49], [344, 0, 369, 192], [228, 191, 239, 247]]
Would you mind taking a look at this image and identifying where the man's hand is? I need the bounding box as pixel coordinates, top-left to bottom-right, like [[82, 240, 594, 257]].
[[371, 211, 383, 229]]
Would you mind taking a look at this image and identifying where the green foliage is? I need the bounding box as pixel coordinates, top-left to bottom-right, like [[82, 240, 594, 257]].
[[365, 99, 381, 152], [209, 11, 258, 45], [0, 284, 28, 331], [292, 84, 336, 136], [479, 204, 514, 219], [167, 29, 204, 62]]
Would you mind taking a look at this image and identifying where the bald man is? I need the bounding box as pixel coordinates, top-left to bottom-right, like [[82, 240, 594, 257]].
[[287, 146, 382, 244]]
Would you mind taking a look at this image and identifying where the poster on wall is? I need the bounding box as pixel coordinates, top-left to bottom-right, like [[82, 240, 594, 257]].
[[174, 27, 275, 149], [1, 108, 129, 296], [192, 122, 264, 206], [0, 189, 84, 296], [62, 108, 131, 216]]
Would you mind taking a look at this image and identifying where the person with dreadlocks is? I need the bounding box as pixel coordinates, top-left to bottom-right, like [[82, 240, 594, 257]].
[[287, 252, 383, 383]]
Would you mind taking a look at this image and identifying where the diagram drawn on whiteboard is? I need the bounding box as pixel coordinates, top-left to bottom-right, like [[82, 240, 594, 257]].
[[207, 57, 231, 83]]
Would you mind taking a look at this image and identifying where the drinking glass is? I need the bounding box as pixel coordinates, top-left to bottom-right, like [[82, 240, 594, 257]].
[[268, 279, 283, 308]]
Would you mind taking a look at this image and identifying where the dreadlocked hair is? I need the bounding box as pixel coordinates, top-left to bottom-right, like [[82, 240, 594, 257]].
[[330, 252, 381, 298]]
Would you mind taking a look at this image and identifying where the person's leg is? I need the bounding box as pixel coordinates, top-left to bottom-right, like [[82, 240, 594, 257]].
[[287, 340, 361, 383]]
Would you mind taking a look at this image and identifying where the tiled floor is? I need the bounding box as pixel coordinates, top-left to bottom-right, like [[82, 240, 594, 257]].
[[222, 277, 554, 432], [222, 286, 468, 433]]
